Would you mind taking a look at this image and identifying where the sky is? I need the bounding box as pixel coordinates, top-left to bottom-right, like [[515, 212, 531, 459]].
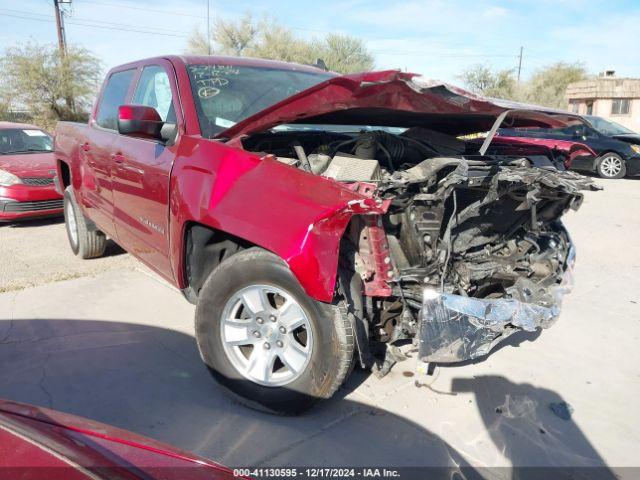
[[1, 0, 639, 84]]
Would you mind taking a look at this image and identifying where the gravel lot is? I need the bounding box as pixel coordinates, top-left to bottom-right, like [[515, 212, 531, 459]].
[[0, 217, 137, 292], [0, 176, 638, 474]]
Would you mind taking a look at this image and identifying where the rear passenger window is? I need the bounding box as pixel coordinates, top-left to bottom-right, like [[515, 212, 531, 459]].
[[95, 69, 136, 130], [133, 66, 175, 122]]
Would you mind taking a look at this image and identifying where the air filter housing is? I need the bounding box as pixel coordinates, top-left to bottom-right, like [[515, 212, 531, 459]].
[[323, 154, 381, 182]]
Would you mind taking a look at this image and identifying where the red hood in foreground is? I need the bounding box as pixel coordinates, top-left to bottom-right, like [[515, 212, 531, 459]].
[[218, 70, 585, 141], [0, 399, 240, 480]]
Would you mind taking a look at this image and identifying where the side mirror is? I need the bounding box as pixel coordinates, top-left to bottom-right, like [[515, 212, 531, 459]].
[[117, 105, 164, 140]]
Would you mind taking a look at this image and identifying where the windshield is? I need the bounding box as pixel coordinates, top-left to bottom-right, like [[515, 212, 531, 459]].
[[585, 116, 636, 136], [186, 64, 333, 138], [0, 128, 53, 154]]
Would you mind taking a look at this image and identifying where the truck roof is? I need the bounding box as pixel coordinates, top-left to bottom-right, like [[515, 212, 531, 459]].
[[109, 55, 333, 76]]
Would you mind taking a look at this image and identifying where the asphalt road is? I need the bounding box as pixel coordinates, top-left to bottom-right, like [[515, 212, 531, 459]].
[[0, 177, 638, 475]]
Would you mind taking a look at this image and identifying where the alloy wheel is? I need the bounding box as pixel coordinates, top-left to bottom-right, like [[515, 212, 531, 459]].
[[220, 284, 313, 387], [600, 156, 623, 177]]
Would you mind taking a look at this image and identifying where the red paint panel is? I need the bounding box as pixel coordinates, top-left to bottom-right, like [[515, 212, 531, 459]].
[[492, 136, 597, 167], [170, 137, 386, 302], [216, 70, 580, 140], [0, 400, 239, 479]]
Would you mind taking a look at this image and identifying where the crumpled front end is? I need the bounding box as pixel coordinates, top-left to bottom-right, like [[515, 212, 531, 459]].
[[418, 241, 575, 363]]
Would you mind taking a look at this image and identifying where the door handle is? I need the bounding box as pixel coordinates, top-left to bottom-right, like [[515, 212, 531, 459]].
[[110, 153, 125, 163], [111, 153, 144, 175]]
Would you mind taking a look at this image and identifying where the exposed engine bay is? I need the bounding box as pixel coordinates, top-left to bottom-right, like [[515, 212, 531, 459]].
[[242, 126, 598, 367]]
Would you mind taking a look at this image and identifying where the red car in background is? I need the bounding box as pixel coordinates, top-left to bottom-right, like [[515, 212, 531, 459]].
[[0, 398, 240, 479], [0, 122, 63, 222], [479, 134, 598, 171]]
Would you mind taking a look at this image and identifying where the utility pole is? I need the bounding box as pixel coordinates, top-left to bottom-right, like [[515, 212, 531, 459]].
[[54, 0, 74, 112], [53, 0, 67, 56], [517, 46, 523, 82], [206, 0, 211, 55]]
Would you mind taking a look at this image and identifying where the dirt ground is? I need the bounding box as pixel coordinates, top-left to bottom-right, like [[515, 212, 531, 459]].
[[0, 217, 137, 292]]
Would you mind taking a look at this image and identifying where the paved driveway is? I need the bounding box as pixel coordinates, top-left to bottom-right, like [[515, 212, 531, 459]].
[[0, 178, 638, 474]]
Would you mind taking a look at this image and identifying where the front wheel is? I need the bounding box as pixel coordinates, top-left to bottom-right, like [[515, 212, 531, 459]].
[[195, 248, 354, 414], [597, 153, 626, 179]]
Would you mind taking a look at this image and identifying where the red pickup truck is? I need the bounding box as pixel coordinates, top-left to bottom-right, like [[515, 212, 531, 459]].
[[55, 56, 597, 413]]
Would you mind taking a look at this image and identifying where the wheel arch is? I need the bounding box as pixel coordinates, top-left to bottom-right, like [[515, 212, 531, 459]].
[[180, 221, 258, 303], [178, 211, 357, 305], [169, 140, 388, 304], [56, 159, 71, 191]]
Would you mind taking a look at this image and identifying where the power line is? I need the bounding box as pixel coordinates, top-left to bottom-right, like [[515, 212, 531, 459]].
[[68, 19, 189, 37], [81, 0, 202, 18], [73, 15, 188, 34], [78, 0, 330, 35], [372, 50, 519, 58], [0, 7, 188, 33], [0, 9, 189, 37]]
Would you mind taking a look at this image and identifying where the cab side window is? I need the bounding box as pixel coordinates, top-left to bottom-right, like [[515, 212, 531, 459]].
[[95, 69, 136, 130], [132, 66, 176, 123]]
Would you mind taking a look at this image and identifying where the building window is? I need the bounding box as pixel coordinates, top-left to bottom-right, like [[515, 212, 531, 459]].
[[570, 101, 580, 113], [586, 101, 593, 115], [611, 99, 631, 115]]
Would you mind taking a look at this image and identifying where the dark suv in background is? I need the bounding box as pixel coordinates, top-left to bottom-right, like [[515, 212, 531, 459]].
[[500, 115, 640, 179]]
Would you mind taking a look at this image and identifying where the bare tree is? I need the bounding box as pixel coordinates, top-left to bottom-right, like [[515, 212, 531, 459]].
[[185, 13, 374, 74], [313, 34, 374, 74], [2, 43, 102, 129], [251, 23, 313, 64], [460, 62, 588, 108], [214, 12, 262, 56], [187, 12, 262, 56], [459, 64, 519, 99], [185, 28, 210, 56], [524, 62, 588, 108]]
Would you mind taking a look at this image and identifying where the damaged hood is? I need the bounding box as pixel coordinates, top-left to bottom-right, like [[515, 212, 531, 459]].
[[218, 70, 585, 140]]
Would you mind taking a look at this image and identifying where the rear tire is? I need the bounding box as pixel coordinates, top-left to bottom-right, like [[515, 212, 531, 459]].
[[63, 187, 107, 259], [195, 248, 354, 414], [596, 153, 626, 179]]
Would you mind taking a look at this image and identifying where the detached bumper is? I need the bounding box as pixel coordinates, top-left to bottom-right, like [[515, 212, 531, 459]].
[[418, 246, 575, 363]]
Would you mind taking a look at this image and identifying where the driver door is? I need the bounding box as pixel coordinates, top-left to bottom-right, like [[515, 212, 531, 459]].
[[111, 61, 180, 282]]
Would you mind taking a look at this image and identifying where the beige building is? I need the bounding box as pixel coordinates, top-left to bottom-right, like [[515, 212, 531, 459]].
[[566, 71, 640, 133]]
